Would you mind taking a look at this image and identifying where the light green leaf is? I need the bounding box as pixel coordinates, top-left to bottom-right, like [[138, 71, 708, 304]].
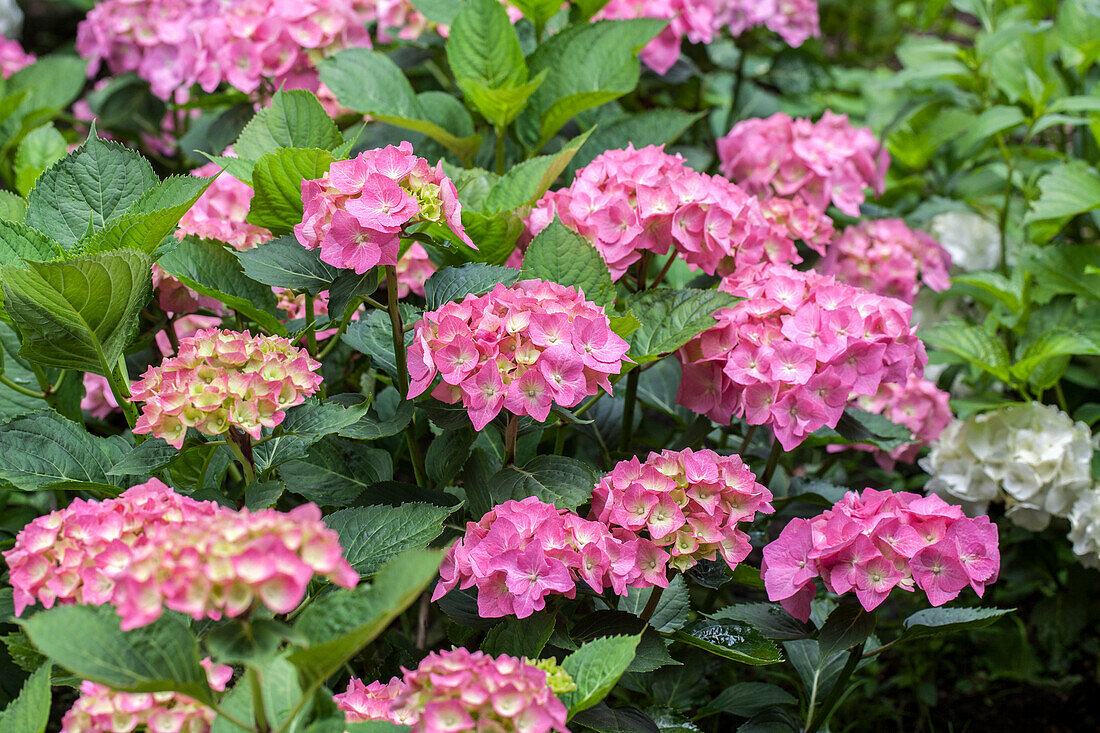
[[2, 250, 151, 374], [901, 607, 1013, 641], [246, 147, 334, 235], [447, 0, 534, 128], [672, 619, 783, 666], [482, 129, 593, 214], [210, 656, 301, 733], [324, 503, 457, 576], [410, 0, 463, 23], [157, 237, 285, 334], [0, 410, 126, 492], [1012, 328, 1100, 387], [0, 190, 27, 221], [954, 105, 1026, 155], [625, 288, 738, 363], [25, 133, 156, 246], [559, 634, 641, 717], [14, 124, 67, 197], [233, 89, 341, 164], [509, 0, 563, 26], [1020, 243, 1100, 301], [4, 55, 87, 117], [462, 76, 547, 131], [0, 220, 64, 268], [80, 175, 215, 256], [236, 235, 340, 295], [288, 549, 443, 684], [457, 210, 526, 265], [921, 319, 1013, 382], [0, 663, 50, 733], [521, 219, 615, 307], [488, 454, 599, 511], [1026, 161, 1100, 222], [20, 605, 210, 702]]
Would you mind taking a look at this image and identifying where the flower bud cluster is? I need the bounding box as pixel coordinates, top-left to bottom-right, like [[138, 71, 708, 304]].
[[820, 219, 952, 303]]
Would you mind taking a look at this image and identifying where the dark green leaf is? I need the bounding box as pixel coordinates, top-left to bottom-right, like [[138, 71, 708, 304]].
[[236, 235, 340, 295], [246, 147, 333, 235], [901, 607, 1013, 641], [324, 503, 456, 576], [817, 601, 875, 660], [482, 612, 555, 658], [0, 663, 50, 733], [625, 288, 738, 363], [423, 263, 520, 309], [233, 89, 341, 163], [672, 620, 783, 665], [488, 454, 599, 510], [279, 436, 393, 505], [521, 219, 616, 307]]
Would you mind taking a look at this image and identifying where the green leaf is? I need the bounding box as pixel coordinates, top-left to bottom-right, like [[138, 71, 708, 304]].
[[14, 124, 66, 197], [954, 105, 1026, 155], [327, 267, 382, 325], [510, 0, 563, 25], [1020, 243, 1100, 301], [618, 575, 690, 633], [0, 663, 50, 733], [0, 190, 27, 221], [488, 454, 599, 510], [288, 549, 443, 684], [516, 19, 667, 151], [324, 502, 456, 576], [804, 408, 913, 452], [447, 0, 530, 128], [157, 237, 285, 335], [426, 426, 476, 486], [410, 0, 463, 23], [339, 389, 414, 441], [0, 220, 64, 269], [921, 319, 1013, 383], [210, 655, 301, 733], [80, 174, 215, 256], [25, 133, 156, 246], [107, 437, 180, 478], [341, 306, 420, 381], [701, 683, 796, 719], [0, 410, 126, 492], [424, 263, 520, 309], [901, 607, 1013, 641], [483, 129, 593, 214], [247, 147, 334, 235], [1012, 328, 1100, 387], [279, 395, 372, 441], [1026, 161, 1100, 222], [462, 76, 547, 131], [2, 250, 151, 374], [625, 288, 738, 364], [521, 219, 615, 307], [20, 605, 210, 702], [711, 603, 812, 641], [567, 109, 703, 175], [279, 436, 393, 505], [4, 55, 87, 116], [572, 704, 660, 733], [816, 601, 876, 660], [482, 612, 555, 659], [233, 89, 341, 164], [319, 49, 481, 165], [672, 620, 783, 665], [236, 235, 340, 294], [559, 634, 641, 717]]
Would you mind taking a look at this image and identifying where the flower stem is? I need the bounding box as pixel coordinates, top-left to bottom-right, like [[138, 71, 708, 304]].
[[385, 265, 409, 396], [504, 414, 519, 466], [803, 641, 865, 733], [227, 428, 256, 486], [738, 424, 758, 459], [760, 437, 782, 486], [620, 368, 640, 453], [0, 373, 44, 398], [247, 665, 271, 733], [101, 354, 140, 431], [304, 292, 317, 357], [640, 585, 665, 622]]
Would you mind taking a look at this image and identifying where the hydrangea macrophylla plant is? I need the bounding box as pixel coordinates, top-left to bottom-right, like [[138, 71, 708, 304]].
[[337, 648, 569, 731], [836, 375, 954, 469], [61, 659, 232, 733], [819, 219, 952, 302], [592, 448, 774, 572], [130, 327, 323, 448], [3, 479, 357, 629], [921, 402, 1095, 531], [526, 144, 781, 281], [0, 37, 34, 77], [407, 279, 631, 429], [762, 488, 1000, 621], [295, 141, 474, 273], [677, 265, 927, 450], [75, 0, 375, 99], [718, 111, 889, 218], [433, 497, 670, 618]]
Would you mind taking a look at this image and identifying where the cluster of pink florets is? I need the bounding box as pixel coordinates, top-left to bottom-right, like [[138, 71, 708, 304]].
[[61, 659, 231, 733], [762, 488, 1000, 621], [722, 0, 820, 48], [337, 649, 568, 732], [179, 158, 273, 252], [433, 497, 670, 619], [0, 38, 35, 78], [592, 448, 774, 572], [3, 479, 357, 630], [527, 144, 781, 281], [677, 265, 927, 450], [759, 194, 835, 258], [819, 219, 952, 303], [408, 280, 631, 429], [718, 111, 889, 218], [295, 142, 472, 274], [393, 242, 436, 297], [841, 375, 954, 470], [130, 327, 323, 448], [75, 0, 374, 99]]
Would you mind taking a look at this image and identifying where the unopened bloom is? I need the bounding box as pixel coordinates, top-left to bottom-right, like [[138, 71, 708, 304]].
[[677, 265, 927, 450], [408, 279, 630, 429], [762, 488, 1000, 620], [718, 111, 889, 218], [295, 142, 473, 274], [130, 327, 323, 448], [433, 497, 669, 619], [3, 479, 358, 630], [820, 219, 952, 303], [61, 659, 231, 733], [592, 448, 774, 572], [921, 402, 1094, 531], [338, 648, 568, 732]]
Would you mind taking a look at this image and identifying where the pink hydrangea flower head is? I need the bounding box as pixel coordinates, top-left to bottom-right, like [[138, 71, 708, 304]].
[[394, 242, 437, 297], [3, 479, 358, 629], [130, 327, 323, 448], [831, 375, 953, 469], [0, 39, 35, 78], [75, 0, 375, 100], [677, 265, 927, 450], [819, 219, 952, 302], [527, 144, 785, 281], [597, 1, 719, 74], [433, 497, 670, 618], [761, 488, 1000, 620], [592, 448, 774, 572], [295, 142, 473, 273], [718, 112, 889, 218], [759, 195, 834, 257], [61, 658, 231, 732], [339, 648, 568, 732], [718, 0, 820, 47], [179, 154, 273, 252], [408, 279, 630, 430]]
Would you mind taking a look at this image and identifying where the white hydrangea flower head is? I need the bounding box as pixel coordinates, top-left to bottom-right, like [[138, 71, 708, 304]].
[[1069, 490, 1100, 569], [928, 210, 1001, 272], [921, 402, 1094, 531]]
